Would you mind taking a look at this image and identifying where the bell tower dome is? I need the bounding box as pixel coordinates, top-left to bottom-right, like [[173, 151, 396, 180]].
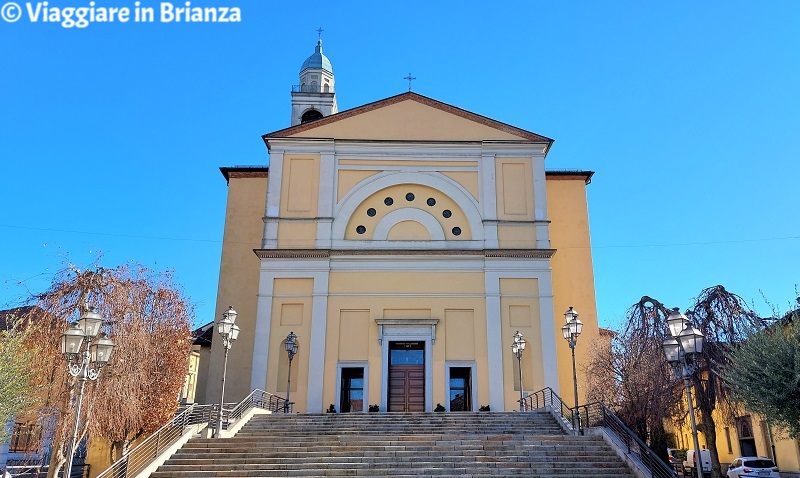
[[291, 39, 338, 126]]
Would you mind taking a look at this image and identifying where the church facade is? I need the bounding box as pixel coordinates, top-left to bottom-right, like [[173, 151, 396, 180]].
[[205, 40, 600, 414]]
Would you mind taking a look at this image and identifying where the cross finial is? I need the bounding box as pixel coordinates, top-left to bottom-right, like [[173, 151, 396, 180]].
[[317, 27, 324, 40], [403, 73, 416, 92]]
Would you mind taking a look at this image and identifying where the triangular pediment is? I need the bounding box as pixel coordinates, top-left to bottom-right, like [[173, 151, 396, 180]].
[[264, 92, 552, 143]]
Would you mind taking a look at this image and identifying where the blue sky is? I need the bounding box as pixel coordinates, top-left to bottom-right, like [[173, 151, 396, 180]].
[[1, 1, 798, 328]]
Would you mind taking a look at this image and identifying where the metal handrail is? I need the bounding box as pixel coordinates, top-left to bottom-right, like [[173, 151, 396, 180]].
[[578, 401, 676, 478], [520, 389, 676, 478], [95, 390, 290, 478], [519, 387, 575, 428], [95, 403, 214, 478]]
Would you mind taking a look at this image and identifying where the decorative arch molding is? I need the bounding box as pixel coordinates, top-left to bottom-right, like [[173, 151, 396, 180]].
[[332, 171, 484, 242], [373, 208, 446, 241]]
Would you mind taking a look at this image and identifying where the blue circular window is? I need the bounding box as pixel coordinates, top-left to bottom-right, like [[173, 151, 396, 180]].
[[384, 197, 394, 206], [367, 208, 376, 217], [427, 198, 436, 206], [442, 210, 452, 218], [452, 227, 461, 236], [356, 225, 366, 234]]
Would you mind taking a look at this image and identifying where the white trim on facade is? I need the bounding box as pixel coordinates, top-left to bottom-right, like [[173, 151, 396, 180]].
[[377, 324, 435, 413]]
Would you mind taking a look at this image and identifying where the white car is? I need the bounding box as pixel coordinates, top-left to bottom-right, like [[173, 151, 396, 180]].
[[726, 457, 780, 478]]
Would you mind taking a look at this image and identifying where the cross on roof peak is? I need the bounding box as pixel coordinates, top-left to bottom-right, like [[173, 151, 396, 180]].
[[403, 73, 416, 92]]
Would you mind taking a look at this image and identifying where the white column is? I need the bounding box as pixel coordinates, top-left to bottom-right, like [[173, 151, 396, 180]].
[[263, 150, 284, 249], [250, 268, 275, 391], [538, 267, 560, 394], [484, 269, 505, 410], [532, 154, 550, 249], [305, 267, 330, 413], [316, 151, 335, 249]]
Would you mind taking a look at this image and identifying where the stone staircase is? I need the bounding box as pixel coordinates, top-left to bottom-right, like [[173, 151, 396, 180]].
[[151, 411, 635, 477]]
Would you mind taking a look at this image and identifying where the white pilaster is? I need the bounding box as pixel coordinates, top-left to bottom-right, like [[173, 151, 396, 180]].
[[484, 270, 505, 411], [316, 150, 336, 248], [537, 270, 560, 394], [532, 154, 550, 249], [306, 271, 330, 413], [250, 273, 275, 391], [480, 152, 499, 249], [263, 150, 284, 249]]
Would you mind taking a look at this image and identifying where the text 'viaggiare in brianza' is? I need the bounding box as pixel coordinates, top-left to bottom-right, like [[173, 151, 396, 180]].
[[1, 1, 242, 28]]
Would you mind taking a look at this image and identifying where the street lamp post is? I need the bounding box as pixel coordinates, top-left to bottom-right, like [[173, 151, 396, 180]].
[[284, 332, 298, 413], [60, 305, 115, 478], [215, 306, 240, 438], [561, 306, 583, 435], [661, 307, 705, 467], [511, 331, 526, 410]]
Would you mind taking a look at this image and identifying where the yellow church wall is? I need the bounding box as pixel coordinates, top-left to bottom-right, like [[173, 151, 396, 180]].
[[497, 223, 537, 249], [319, 270, 490, 411], [499, 278, 543, 411], [280, 154, 320, 218], [207, 172, 268, 405], [546, 176, 601, 408], [440, 171, 479, 201], [277, 221, 318, 248], [337, 170, 381, 202], [267, 278, 314, 412], [495, 158, 535, 221], [338, 159, 478, 168], [289, 99, 528, 141]]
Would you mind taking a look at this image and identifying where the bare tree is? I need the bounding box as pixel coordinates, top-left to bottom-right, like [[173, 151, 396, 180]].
[[586, 287, 766, 477], [685, 286, 769, 478], [585, 296, 682, 464], [20, 264, 194, 477]]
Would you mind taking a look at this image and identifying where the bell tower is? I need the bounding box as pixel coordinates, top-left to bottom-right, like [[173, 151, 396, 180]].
[[291, 39, 338, 126]]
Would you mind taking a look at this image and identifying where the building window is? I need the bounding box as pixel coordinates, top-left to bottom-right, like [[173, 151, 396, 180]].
[[301, 109, 323, 123], [724, 426, 733, 454], [9, 423, 41, 453]]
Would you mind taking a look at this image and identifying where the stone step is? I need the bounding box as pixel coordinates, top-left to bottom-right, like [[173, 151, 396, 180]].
[[153, 411, 635, 478]]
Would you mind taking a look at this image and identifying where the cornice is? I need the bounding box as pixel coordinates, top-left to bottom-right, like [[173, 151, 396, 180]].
[[253, 249, 556, 259]]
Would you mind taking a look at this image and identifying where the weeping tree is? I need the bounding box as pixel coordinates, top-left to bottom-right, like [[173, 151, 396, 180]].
[[19, 264, 194, 478], [685, 286, 766, 478], [585, 296, 682, 464], [586, 286, 767, 478]]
